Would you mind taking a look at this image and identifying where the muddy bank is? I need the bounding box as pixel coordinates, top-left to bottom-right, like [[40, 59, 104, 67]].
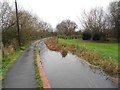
[[44, 37, 60, 51], [44, 37, 119, 85], [44, 37, 68, 57]]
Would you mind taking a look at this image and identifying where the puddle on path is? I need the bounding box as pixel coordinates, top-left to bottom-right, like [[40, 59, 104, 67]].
[[39, 41, 118, 88]]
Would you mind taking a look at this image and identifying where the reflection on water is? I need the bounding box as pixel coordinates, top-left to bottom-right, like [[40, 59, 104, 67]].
[[61, 50, 68, 57], [39, 41, 118, 88]]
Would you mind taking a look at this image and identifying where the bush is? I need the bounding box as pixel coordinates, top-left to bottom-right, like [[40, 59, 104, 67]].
[[82, 31, 91, 40], [92, 32, 102, 40]]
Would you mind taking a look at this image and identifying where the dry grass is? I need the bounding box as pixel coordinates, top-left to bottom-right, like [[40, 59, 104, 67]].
[[45, 37, 60, 51], [45, 37, 119, 83]]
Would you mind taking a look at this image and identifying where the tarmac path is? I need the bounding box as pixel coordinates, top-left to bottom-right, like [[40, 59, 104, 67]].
[[3, 43, 37, 88]]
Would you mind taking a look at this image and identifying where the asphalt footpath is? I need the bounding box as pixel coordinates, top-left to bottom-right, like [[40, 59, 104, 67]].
[[2, 43, 37, 88]]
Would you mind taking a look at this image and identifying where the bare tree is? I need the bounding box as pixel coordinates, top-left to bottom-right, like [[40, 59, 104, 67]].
[[1, 1, 53, 57], [81, 7, 107, 40], [56, 19, 77, 36], [0, 1, 13, 30], [108, 0, 120, 41]]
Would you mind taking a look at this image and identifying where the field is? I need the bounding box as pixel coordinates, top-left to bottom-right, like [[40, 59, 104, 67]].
[[58, 38, 118, 62]]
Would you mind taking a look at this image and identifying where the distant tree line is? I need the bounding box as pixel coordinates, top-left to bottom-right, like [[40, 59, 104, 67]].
[[55, 0, 119, 42], [0, 1, 53, 57], [81, 0, 120, 41], [56, 19, 81, 39]]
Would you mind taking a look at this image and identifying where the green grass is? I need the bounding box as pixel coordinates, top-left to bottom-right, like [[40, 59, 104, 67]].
[[58, 38, 118, 62], [34, 47, 43, 89]]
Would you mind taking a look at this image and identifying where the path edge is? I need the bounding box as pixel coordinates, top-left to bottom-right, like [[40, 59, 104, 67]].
[[36, 45, 52, 90]]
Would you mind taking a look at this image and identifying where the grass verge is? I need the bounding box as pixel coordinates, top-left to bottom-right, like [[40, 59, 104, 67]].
[[34, 46, 43, 89], [1, 44, 29, 80], [45, 37, 119, 81]]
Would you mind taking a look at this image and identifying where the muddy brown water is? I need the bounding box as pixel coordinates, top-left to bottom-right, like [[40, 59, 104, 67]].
[[39, 41, 118, 88]]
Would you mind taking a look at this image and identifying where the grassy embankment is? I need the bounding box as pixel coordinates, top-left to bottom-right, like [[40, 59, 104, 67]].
[[1, 44, 29, 80], [45, 37, 119, 79], [59, 38, 118, 61], [34, 45, 43, 89]]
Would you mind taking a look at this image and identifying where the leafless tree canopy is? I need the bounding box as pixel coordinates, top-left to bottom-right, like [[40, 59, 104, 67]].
[[80, 0, 120, 41], [56, 19, 77, 36], [0, 1, 53, 49]]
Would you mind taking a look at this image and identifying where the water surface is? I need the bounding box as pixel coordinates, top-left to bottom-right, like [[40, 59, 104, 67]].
[[39, 41, 117, 88]]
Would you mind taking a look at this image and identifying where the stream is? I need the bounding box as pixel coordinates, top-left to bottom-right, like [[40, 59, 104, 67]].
[[39, 41, 118, 88]]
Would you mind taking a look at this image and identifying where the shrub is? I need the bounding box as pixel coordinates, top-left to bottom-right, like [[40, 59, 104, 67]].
[[82, 31, 91, 40], [92, 32, 102, 40]]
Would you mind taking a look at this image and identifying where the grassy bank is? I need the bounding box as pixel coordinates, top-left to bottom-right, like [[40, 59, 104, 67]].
[[34, 46, 43, 89], [58, 38, 118, 61], [45, 37, 119, 80], [1, 44, 29, 80]]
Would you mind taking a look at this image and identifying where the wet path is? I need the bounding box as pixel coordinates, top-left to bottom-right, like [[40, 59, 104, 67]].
[[3, 43, 37, 88], [39, 42, 118, 88]]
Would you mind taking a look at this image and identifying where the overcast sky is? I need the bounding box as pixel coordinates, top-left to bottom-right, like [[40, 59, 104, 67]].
[[6, 0, 114, 29]]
